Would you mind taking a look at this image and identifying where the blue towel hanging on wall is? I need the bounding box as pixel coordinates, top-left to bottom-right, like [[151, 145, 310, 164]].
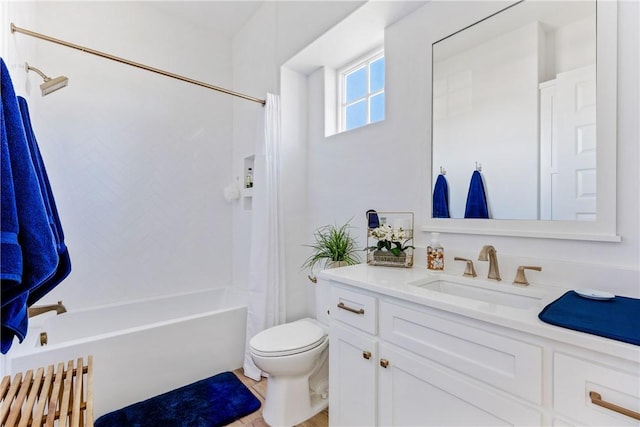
[[366, 209, 380, 229], [432, 174, 450, 218], [464, 170, 489, 219], [1, 58, 70, 354]]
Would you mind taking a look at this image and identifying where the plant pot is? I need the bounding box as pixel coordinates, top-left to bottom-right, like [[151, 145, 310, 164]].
[[372, 250, 406, 263], [368, 250, 413, 268], [327, 260, 349, 269]]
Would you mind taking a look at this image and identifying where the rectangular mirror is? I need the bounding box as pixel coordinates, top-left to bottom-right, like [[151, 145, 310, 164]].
[[424, 0, 619, 241]]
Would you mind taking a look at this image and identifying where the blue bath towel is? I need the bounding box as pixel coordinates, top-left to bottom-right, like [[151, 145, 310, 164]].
[[18, 96, 71, 306], [1, 58, 60, 353], [539, 291, 640, 346], [432, 174, 450, 218], [464, 170, 489, 219]]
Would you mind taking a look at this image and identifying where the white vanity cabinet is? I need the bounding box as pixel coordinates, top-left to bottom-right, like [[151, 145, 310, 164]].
[[378, 300, 543, 426], [329, 321, 378, 426], [328, 286, 379, 425], [325, 277, 640, 427], [328, 283, 543, 426], [377, 343, 541, 426], [552, 351, 640, 426]]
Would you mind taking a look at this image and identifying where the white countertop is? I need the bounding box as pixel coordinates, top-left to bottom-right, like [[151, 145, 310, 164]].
[[318, 263, 640, 363]]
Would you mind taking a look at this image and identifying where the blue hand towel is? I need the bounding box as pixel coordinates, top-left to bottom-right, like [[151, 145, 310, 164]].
[[367, 209, 380, 229], [539, 291, 640, 346], [464, 170, 489, 219], [432, 174, 450, 218], [1, 58, 59, 353], [18, 96, 71, 306]]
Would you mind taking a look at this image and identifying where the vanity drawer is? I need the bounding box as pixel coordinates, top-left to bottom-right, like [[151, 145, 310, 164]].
[[380, 300, 543, 404], [330, 286, 377, 335], [553, 352, 640, 426]]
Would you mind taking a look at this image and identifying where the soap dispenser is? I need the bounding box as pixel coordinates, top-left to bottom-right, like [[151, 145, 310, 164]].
[[427, 232, 444, 271]]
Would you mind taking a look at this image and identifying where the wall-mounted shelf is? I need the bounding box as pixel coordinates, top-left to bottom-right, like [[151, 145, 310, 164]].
[[243, 155, 255, 211]]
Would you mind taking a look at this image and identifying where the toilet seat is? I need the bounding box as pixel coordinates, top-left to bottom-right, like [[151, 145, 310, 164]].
[[250, 319, 327, 357]]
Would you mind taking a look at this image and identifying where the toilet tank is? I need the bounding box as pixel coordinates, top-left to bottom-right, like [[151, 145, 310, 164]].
[[314, 279, 332, 326]]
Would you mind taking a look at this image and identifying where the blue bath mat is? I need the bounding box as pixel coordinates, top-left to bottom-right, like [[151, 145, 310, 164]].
[[95, 371, 261, 427]]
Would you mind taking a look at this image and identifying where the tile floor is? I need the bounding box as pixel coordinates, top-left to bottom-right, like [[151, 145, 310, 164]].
[[230, 369, 329, 427]]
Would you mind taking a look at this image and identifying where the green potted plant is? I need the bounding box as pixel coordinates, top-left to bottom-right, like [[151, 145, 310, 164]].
[[302, 221, 361, 281]]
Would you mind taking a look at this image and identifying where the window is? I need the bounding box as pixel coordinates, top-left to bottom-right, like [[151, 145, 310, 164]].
[[340, 51, 385, 132]]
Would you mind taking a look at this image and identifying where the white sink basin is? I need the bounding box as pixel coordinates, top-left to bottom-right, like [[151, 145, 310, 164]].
[[410, 278, 547, 310]]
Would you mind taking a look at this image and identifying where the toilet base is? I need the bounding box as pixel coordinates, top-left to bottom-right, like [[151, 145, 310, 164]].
[[262, 375, 328, 427]]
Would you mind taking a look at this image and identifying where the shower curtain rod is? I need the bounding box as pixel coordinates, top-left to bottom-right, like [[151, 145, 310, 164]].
[[10, 23, 266, 105]]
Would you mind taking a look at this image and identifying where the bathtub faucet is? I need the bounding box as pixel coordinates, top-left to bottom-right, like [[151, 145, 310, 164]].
[[28, 301, 67, 318]]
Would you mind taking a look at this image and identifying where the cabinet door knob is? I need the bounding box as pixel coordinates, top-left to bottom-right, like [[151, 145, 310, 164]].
[[590, 391, 640, 421], [363, 351, 371, 360], [380, 359, 389, 368], [337, 302, 365, 315]]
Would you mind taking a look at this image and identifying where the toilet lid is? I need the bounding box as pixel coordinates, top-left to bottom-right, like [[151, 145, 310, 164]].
[[250, 319, 327, 357]]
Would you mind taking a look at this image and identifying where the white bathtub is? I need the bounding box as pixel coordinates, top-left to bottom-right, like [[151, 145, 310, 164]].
[[4, 288, 248, 418]]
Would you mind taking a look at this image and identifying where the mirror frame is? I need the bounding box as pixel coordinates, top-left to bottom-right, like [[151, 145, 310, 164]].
[[422, 0, 619, 242]]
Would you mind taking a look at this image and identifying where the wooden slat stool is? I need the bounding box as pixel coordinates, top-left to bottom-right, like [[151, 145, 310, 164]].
[[0, 356, 93, 427]]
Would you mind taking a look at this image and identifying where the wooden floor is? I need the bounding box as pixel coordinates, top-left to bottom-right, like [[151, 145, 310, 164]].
[[230, 369, 329, 427]]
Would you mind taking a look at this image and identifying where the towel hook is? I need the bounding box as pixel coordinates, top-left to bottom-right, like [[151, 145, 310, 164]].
[[475, 162, 482, 171], [440, 166, 446, 175]]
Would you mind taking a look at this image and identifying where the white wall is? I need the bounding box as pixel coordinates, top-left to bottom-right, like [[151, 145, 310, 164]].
[[1, 0, 371, 358], [3, 2, 235, 308], [230, 1, 366, 321], [548, 14, 597, 78], [300, 0, 639, 302]]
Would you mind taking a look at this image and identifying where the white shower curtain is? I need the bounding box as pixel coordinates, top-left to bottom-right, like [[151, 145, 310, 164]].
[[243, 93, 287, 381]]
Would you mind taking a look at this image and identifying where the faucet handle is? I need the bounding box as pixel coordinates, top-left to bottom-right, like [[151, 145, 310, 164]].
[[454, 257, 477, 277], [513, 266, 542, 286]]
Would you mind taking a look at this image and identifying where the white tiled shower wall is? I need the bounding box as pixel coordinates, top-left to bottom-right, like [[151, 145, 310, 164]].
[[3, 2, 234, 308]]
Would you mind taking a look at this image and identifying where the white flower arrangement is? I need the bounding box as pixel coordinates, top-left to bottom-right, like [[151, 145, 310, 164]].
[[366, 224, 414, 257]]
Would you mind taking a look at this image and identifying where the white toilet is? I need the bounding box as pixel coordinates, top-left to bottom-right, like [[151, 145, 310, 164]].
[[249, 284, 330, 426]]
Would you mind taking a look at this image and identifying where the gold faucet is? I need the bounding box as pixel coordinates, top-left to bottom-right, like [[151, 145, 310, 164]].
[[28, 301, 67, 318], [513, 266, 542, 286], [478, 245, 501, 281], [454, 257, 477, 277]]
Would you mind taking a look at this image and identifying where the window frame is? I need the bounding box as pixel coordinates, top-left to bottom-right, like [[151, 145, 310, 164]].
[[338, 49, 385, 132]]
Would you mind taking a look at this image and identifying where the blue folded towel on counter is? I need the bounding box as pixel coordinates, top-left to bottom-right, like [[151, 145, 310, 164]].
[[538, 291, 640, 346], [1, 58, 69, 354], [464, 170, 489, 219], [432, 174, 450, 218]]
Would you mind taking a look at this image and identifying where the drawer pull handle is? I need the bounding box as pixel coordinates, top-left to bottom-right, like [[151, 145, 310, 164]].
[[589, 391, 640, 421], [380, 359, 389, 368], [363, 351, 371, 360], [337, 302, 365, 315]]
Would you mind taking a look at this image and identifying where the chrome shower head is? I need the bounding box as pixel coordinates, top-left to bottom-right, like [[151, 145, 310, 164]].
[[25, 62, 68, 96]]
